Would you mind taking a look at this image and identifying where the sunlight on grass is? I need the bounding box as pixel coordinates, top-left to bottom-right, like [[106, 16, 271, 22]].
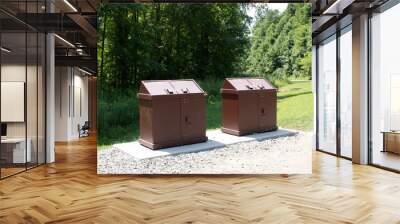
[[277, 81, 313, 131]]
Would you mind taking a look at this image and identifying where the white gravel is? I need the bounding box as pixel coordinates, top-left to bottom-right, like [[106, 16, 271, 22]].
[[97, 132, 312, 174]]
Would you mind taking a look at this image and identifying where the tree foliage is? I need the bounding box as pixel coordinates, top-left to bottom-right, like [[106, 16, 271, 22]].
[[98, 3, 312, 92], [247, 4, 312, 81], [98, 4, 251, 92]]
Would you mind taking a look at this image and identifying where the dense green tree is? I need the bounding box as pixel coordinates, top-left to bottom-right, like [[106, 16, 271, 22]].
[[98, 3, 311, 91], [247, 4, 312, 81], [98, 4, 250, 92]]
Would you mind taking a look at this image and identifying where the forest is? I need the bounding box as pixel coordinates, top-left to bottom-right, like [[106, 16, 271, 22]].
[[98, 3, 312, 145]]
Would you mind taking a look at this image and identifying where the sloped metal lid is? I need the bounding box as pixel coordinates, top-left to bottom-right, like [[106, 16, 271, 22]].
[[225, 78, 253, 91], [170, 80, 204, 94], [140, 80, 176, 95], [224, 77, 276, 91], [140, 79, 204, 96], [247, 78, 276, 90]]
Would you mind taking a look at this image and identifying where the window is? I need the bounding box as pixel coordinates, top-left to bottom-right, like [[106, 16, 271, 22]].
[[317, 35, 337, 154], [0, 2, 46, 179], [339, 26, 352, 158], [370, 3, 400, 171]]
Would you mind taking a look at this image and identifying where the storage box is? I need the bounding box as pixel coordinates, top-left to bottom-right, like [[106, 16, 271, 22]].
[[221, 77, 277, 136], [138, 80, 208, 149]]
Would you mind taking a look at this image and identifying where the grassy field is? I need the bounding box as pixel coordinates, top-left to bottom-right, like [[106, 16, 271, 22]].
[[276, 81, 314, 131], [200, 80, 314, 132], [98, 80, 313, 146]]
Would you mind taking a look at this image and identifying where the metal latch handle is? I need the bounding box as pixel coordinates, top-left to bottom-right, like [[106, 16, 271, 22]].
[[181, 88, 189, 93], [164, 88, 174, 94], [246, 85, 254, 90]]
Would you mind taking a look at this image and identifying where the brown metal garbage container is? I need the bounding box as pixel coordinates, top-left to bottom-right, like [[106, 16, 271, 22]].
[[138, 79, 208, 150], [221, 77, 277, 136]]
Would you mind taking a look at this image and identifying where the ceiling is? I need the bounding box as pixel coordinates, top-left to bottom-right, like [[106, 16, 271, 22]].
[[0, 0, 100, 74], [311, 0, 389, 41], [2, 0, 392, 74]]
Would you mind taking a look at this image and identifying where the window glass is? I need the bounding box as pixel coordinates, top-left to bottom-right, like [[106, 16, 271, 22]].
[[340, 26, 352, 158], [1, 30, 28, 178], [318, 35, 337, 154], [371, 3, 400, 171], [0, 1, 46, 178]]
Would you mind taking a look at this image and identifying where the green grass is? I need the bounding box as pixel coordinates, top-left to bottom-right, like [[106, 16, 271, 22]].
[[97, 89, 140, 146], [202, 79, 314, 132], [98, 80, 313, 146], [277, 81, 314, 131], [198, 79, 223, 130]]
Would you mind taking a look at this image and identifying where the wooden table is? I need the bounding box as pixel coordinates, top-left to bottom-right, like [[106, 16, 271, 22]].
[[382, 131, 400, 154]]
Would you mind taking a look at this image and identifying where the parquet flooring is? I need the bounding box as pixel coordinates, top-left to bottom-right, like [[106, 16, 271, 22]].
[[1, 167, 26, 178], [1, 135, 400, 223]]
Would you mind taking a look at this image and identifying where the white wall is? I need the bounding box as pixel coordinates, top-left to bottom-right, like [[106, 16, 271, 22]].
[[1, 65, 41, 137], [1, 64, 26, 139], [55, 66, 89, 141], [55, 66, 70, 141], [1, 82, 25, 122], [72, 72, 89, 137], [1, 62, 46, 164]]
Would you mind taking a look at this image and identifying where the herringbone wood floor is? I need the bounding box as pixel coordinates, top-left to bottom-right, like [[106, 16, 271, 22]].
[[1, 135, 400, 224]]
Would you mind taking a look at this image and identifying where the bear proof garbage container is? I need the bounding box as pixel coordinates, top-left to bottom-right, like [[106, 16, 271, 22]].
[[221, 77, 277, 136], [138, 80, 208, 149]]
